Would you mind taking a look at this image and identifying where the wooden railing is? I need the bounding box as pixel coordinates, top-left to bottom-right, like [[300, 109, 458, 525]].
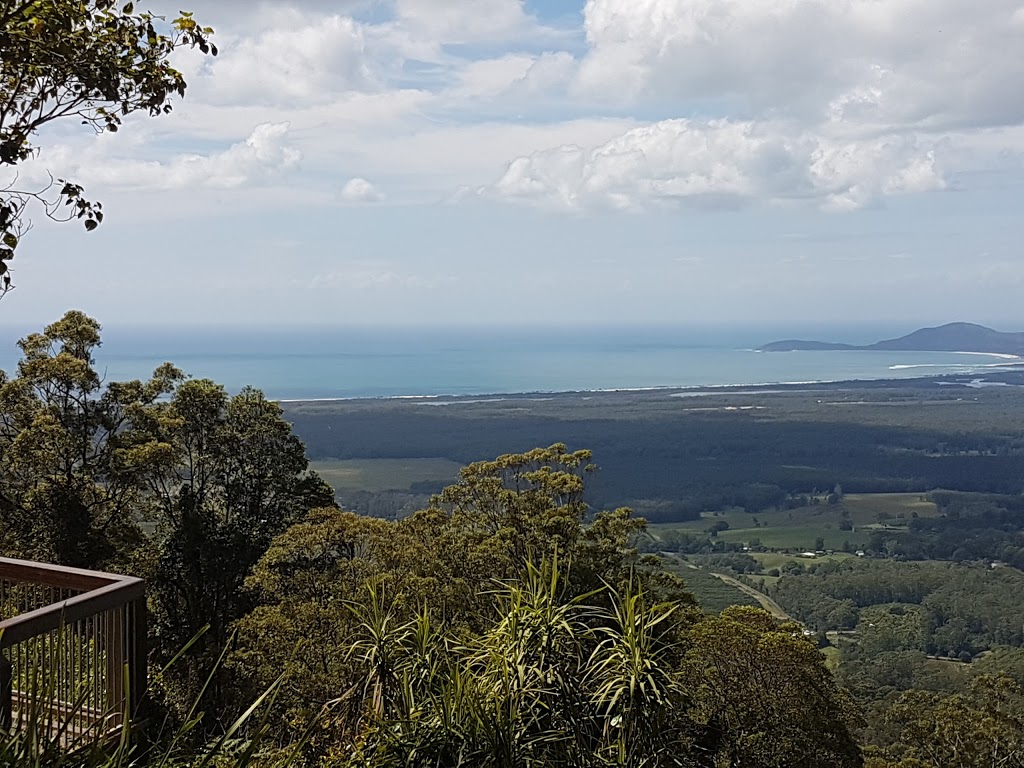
[[0, 557, 146, 737]]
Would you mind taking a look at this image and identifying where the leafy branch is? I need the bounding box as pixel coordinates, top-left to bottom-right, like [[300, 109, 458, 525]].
[[0, 1, 216, 296]]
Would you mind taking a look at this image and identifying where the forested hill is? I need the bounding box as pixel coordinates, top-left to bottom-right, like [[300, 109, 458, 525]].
[[760, 322, 1024, 355]]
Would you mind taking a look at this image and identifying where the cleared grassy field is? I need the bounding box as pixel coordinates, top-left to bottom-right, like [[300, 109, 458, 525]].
[[648, 493, 938, 553], [658, 557, 760, 614], [842, 493, 939, 523], [310, 458, 464, 493], [717, 526, 871, 551], [820, 645, 841, 671]]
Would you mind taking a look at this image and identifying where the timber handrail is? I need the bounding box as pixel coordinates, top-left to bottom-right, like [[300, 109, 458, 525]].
[[0, 557, 147, 736]]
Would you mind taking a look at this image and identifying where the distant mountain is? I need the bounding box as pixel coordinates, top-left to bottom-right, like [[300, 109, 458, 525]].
[[759, 323, 1024, 356]]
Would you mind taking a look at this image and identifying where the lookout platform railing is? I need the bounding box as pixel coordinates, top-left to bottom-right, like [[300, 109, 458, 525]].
[[0, 557, 146, 738]]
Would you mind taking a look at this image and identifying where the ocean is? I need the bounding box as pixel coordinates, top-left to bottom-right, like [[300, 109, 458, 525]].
[[0, 326, 1018, 400]]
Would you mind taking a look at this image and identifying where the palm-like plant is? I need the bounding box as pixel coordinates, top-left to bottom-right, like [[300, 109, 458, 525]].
[[342, 558, 695, 768], [460, 557, 596, 767], [587, 578, 688, 767]]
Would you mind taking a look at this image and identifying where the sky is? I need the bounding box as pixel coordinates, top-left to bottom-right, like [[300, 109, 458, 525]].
[[5, 0, 1024, 330]]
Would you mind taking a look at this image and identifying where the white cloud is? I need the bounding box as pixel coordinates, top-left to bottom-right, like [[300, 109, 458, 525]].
[[181, 12, 375, 107], [577, 0, 1024, 131], [335, 118, 638, 191], [485, 118, 946, 211], [448, 52, 577, 106], [30, 122, 302, 192], [340, 177, 383, 203], [393, 0, 537, 44]]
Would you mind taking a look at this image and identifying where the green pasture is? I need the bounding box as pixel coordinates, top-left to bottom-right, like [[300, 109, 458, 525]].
[[820, 645, 841, 671], [310, 457, 464, 493], [841, 493, 939, 523], [658, 558, 760, 614], [648, 493, 939, 552], [719, 526, 872, 551]]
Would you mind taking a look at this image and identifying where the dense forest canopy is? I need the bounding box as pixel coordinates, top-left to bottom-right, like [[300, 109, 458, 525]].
[[283, 387, 1024, 521]]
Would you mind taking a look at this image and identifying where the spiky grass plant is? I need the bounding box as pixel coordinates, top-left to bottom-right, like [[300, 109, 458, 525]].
[[342, 559, 690, 768]]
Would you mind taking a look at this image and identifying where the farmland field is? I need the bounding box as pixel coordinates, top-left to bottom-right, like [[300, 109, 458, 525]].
[[648, 493, 939, 552], [310, 457, 464, 493], [658, 556, 760, 614]]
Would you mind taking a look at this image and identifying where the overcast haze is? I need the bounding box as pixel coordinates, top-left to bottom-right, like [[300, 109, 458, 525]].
[[4, 0, 1024, 329]]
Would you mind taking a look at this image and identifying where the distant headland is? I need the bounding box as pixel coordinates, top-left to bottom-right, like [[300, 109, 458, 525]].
[[759, 322, 1024, 356]]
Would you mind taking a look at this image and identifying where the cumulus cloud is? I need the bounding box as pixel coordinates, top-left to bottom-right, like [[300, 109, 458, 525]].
[[171, 0, 564, 113], [577, 0, 1024, 131], [34, 0, 1019, 217], [472, 0, 1021, 213], [485, 119, 945, 211], [340, 177, 383, 203], [31, 123, 303, 191], [182, 12, 375, 107]]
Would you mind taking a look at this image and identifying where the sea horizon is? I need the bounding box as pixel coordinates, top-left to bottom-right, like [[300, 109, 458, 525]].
[[0, 324, 1019, 401]]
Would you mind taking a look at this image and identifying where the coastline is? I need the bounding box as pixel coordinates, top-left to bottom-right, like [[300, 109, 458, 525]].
[[277, 367, 1024, 406]]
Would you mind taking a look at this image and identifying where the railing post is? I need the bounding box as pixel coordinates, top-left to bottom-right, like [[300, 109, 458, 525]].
[[0, 651, 11, 731], [128, 595, 147, 719], [105, 609, 125, 726]]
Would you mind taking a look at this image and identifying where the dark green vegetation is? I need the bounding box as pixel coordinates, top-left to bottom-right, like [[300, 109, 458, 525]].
[[283, 376, 1024, 767], [8, 315, 1024, 766], [766, 559, 1024, 764], [285, 380, 1024, 519], [759, 321, 1024, 354]]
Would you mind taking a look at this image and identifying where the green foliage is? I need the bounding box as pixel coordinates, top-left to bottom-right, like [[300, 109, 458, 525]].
[[0, 312, 334, 733], [868, 675, 1024, 767], [683, 606, 863, 768], [854, 605, 927, 657], [0, 311, 180, 567], [329, 564, 858, 768], [772, 559, 1024, 654], [232, 447, 666, 729], [141, 381, 335, 653], [973, 647, 1024, 687], [0, 2, 214, 292], [231, 448, 862, 767]]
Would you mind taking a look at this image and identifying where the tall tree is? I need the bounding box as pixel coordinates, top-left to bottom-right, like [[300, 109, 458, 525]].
[[136, 380, 335, 714], [0, 1, 214, 295], [684, 606, 864, 767], [0, 312, 335, 726], [418, 443, 663, 619], [140, 380, 337, 642], [0, 310, 180, 567]]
